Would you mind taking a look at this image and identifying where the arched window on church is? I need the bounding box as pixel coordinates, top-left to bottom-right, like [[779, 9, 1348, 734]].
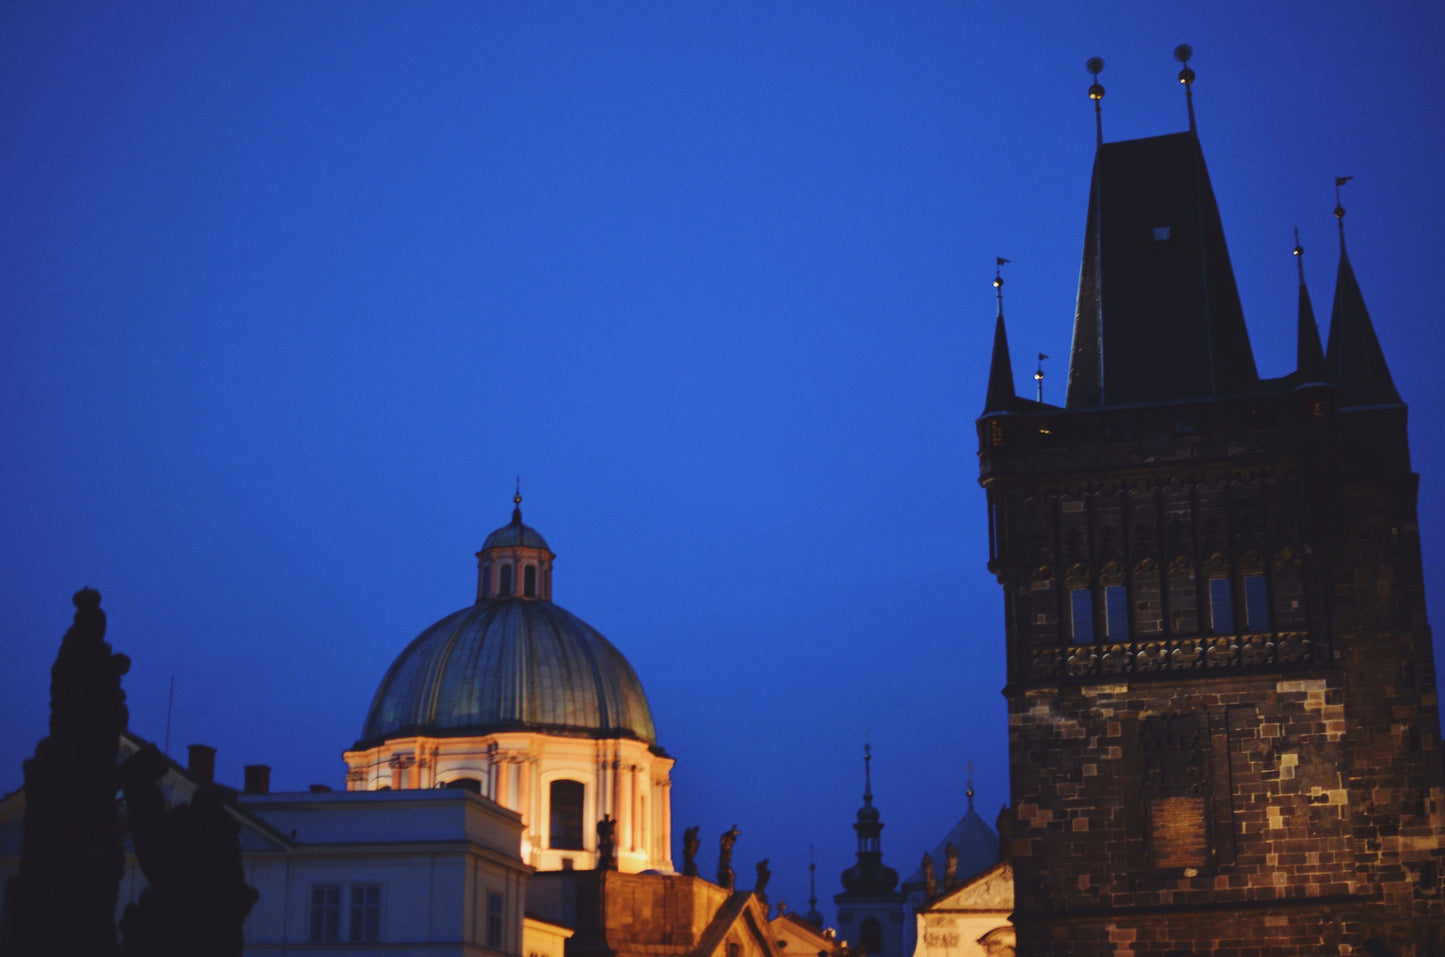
[[479, 564, 491, 598], [550, 780, 584, 850], [499, 564, 513, 597], [524, 564, 537, 598], [860, 917, 882, 955], [444, 777, 482, 794]]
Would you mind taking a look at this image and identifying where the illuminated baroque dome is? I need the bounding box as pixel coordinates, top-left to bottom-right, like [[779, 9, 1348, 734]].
[[344, 496, 674, 874]]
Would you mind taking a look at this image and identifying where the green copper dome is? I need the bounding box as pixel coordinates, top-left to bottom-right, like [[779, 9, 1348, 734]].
[[357, 508, 658, 748]]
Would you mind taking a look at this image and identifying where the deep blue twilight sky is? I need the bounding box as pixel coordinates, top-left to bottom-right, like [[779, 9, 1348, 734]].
[[3, 0, 1444, 923]]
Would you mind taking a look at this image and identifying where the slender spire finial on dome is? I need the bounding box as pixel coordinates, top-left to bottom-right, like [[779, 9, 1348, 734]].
[[966, 760, 976, 812], [808, 845, 819, 914], [1087, 57, 1105, 147], [863, 742, 873, 806], [1175, 44, 1196, 133], [512, 476, 523, 523]]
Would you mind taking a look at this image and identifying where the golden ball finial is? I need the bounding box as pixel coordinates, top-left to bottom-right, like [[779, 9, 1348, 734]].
[[993, 276, 1003, 289], [1086, 56, 1105, 101], [1175, 44, 1195, 85]]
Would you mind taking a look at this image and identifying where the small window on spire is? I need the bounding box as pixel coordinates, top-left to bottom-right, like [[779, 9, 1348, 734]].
[[1153, 226, 1172, 241]]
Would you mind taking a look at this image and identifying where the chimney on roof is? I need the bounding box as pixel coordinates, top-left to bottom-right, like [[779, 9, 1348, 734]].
[[243, 765, 271, 795], [187, 744, 216, 784]]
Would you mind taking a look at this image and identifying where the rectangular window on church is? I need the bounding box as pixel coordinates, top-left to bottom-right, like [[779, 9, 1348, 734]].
[[310, 885, 341, 943], [487, 891, 504, 948], [1208, 578, 1233, 634], [1244, 575, 1270, 631], [1070, 588, 1094, 643], [1105, 585, 1128, 638], [349, 884, 381, 942]]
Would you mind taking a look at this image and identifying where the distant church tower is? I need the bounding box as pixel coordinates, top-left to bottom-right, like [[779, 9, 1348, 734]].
[[834, 746, 904, 957], [976, 53, 1445, 955]]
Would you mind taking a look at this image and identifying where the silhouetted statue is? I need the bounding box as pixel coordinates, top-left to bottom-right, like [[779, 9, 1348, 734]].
[[717, 824, 740, 890], [0, 588, 258, 957], [117, 744, 258, 957], [921, 852, 937, 899], [681, 825, 701, 877], [2, 588, 130, 957], [944, 842, 958, 889], [595, 815, 617, 871], [754, 859, 771, 902]]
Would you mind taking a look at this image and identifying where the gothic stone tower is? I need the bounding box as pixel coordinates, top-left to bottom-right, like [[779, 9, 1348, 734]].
[[975, 114, 1445, 952]]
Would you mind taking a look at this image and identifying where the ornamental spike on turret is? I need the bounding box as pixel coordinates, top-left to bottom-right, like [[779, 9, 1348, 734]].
[[1293, 228, 1326, 385]]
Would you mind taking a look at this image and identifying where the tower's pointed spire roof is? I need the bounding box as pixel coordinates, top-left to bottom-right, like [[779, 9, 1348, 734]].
[[1293, 231, 1325, 384], [1324, 197, 1401, 407], [982, 264, 1017, 414], [1066, 82, 1258, 408]]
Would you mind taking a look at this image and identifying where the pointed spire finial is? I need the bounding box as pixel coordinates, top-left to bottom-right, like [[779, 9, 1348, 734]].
[[862, 742, 873, 806], [1335, 176, 1354, 246], [1086, 57, 1105, 147], [966, 759, 976, 811], [1174, 44, 1196, 133], [994, 257, 1010, 317], [1035, 353, 1049, 403], [512, 476, 523, 523], [1294, 227, 1325, 383]]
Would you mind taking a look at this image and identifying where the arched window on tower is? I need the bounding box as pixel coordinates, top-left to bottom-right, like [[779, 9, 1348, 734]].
[[499, 564, 513, 597], [860, 917, 882, 955], [524, 564, 537, 598], [550, 780, 585, 850], [479, 564, 491, 598]]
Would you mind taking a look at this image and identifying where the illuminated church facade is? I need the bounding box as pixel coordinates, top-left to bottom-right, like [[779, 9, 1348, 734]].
[[341, 496, 674, 875]]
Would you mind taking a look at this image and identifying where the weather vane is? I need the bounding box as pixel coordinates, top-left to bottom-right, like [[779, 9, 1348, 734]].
[[994, 257, 1010, 317], [1335, 175, 1354, 244], [1175, 44, 1196, 132], [1087, 57, 1105, 147]]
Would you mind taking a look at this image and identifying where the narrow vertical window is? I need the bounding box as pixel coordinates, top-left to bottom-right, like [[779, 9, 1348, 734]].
[[1209, 578, 1234, 634], [1244, 575, 1270, 631], [349, 884, 381, 942], [486, 891, 504, 948], [549, 780, 585, 850], [310, 885, 341, 943], [479, 563, 491, 598], [499, 564, 513, 597], [1070, 588, 1094, 643], [1105, 585, 1128, 639], [860, 918, 883, 955], [524, 564, 537, 598]]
